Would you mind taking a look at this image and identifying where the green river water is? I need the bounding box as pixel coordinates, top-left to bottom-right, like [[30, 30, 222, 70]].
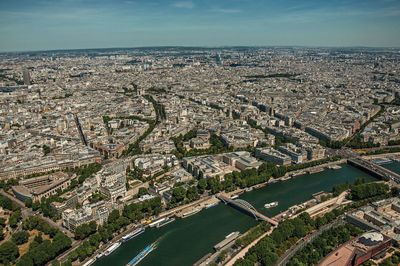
[[95, 162, 400, 266]]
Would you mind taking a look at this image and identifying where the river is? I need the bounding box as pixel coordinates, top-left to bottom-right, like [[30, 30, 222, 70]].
[[95, 162, 400, 266]]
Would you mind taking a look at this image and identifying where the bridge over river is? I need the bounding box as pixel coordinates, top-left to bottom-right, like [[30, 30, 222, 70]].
[[217, 194, 279, 227], [348, 157, 400, 184]]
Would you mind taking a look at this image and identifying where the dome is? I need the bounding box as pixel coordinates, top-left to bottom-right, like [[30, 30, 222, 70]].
[[358, 232, 384, 246]]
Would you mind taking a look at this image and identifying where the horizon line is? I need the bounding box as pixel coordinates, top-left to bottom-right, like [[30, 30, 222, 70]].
[[1, 45, 400, 54]]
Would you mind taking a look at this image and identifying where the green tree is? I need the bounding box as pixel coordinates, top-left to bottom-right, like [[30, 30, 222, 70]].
[[108, 209, 120, 224], [32, 200, 40, 211], [24, 198, 33, 208], [0, 241, 19, 264], [186, 186, 200, 202], [11, 231, 29, 245], [197, 179, 207, 194], [171, 187, 186, 203], [42, 145, 51, 155], [52, 260, 61, 266], [138, 187, 148, 197], [218, 250, 228, 263]]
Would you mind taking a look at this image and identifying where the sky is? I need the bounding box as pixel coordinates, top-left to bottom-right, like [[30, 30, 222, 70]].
[[0, 0, 400, 52]]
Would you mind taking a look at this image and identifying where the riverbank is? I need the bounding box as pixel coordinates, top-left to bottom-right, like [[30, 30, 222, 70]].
[[92, 161, 387, 266]]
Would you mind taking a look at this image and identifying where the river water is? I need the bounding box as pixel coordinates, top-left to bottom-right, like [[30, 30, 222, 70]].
[[95, 162, 400, 266]]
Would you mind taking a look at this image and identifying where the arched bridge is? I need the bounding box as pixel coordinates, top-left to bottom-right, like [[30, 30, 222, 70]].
[[217, 194, 279, 226]]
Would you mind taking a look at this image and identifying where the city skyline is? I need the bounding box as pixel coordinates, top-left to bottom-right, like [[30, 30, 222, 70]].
[[1, 0, 400, 52]]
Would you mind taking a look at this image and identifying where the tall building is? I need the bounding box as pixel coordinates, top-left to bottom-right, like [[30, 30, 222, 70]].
[[23, 69, 30, 85]]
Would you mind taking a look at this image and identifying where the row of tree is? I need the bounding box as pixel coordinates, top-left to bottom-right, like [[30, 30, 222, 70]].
[[235, 222, 271, 247], [288, 223, 364, 265], [234, 213, 314, 266], [332, 177, 389, 200], [69, 197, 163, 262], [366, 146, 400, 155], [190, 157, 342, 197]]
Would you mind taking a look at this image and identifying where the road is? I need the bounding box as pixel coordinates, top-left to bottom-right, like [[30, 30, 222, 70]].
[[225, 226, 275, 266]]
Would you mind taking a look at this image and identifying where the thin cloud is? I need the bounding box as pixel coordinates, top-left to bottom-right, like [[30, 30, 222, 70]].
[[210, 8, 241, 14], [172, 1, 194, 9]]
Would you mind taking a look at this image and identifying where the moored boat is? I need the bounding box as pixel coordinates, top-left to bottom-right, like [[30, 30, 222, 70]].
[[264, 201, 279, 209], [104, 242, 121, 256], [205, 202, 219, 209], [157, 217, 175, 228], [122, 227, 146, 242], [182, 208, 200, 218]]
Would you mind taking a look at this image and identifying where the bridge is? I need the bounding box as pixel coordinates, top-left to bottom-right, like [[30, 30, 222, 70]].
[[217, 194, 279, 226], [348, 157, 400, 184]]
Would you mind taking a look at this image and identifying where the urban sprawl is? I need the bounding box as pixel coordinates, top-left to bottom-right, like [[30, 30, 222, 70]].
[[0, 47, 400, 266]]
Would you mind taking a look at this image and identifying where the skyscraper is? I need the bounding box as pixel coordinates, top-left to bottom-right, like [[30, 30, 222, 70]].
[[23, 69, 30, 85]]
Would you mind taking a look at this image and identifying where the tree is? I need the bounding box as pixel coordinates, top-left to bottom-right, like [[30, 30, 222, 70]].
[[197, 179, 207, 194], [62, 259, 72, 266], [171, 187, 186, 203], [24, 198, 32, 208], [392, 187, 400, 197], [74, 221, 97, 240], [34, 233, 43, 244], [108, 209, 120, 224], [32, 201, 40, 211], [16, 254, 34, 266], [52, 260, 61, 266], [0, 195, 13, 210], [186, 186, 200, 202], [42, 145, 51, 155], [11, 231, 29, 245], [138, 187, 148, 197], [218, 250, 227, 263], [9, 215, 19, 228], [0, 241, 19, 264]]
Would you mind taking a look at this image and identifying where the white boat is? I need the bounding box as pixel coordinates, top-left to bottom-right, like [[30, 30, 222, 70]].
[[96, 252, 104, 259], [328, 165, 342, 170], [104, 242, 121, 256], [82, 258, 96, 266], [205, 202, 219, 209], [230, 195, 239, 200], [148, 218, 167, 227], [245, 187, 253, 192], [182, 208, 200, 218], [264, 201, 279, 209], [122, 228, 145, 242], [157, 217, 175, 228]]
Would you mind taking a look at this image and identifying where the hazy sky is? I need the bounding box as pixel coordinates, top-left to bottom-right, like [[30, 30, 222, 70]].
[[1, 0, 400, 52]]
